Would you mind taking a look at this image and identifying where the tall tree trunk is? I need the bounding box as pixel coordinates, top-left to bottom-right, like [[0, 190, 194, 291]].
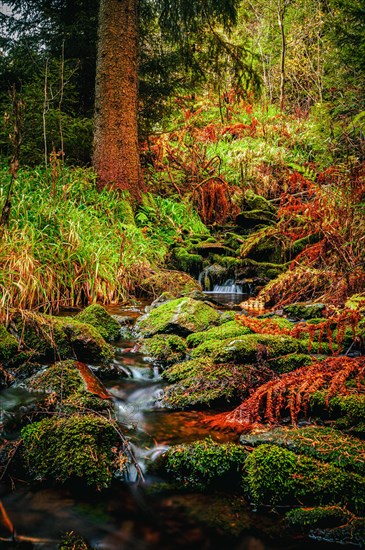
[[277, 0, 288, 111], [93, 0, 145, 197]]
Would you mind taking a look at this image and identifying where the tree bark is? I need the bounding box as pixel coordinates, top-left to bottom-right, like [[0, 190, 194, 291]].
[[93, 0, 145, 197]]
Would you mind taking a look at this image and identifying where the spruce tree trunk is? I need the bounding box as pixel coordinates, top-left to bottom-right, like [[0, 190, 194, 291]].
[[93, 0, 145, 196]]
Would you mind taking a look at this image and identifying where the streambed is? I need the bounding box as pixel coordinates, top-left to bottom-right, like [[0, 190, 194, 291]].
[[0, 301, 353, 549]]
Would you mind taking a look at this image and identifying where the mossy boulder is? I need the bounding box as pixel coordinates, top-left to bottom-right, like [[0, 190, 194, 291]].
[[240, 426, 365, 476], [141, 334, 187, 366], [162, 437, 247, 489], [136, 297, 220, 337], [245, 444, 365, 513], [0, 325, 18, 361], [75, 304, 120, 341], [191, 333, 306, 363], [310, 392, 365, 435], [244, 190, 276, 213], [286, 507, 365, 547], [140, 269, 201, 298], [172, 247, 203, 275], [186, 320, 253, 347], [283, 302, 326, 320], [29, 360, 110, 402], [21, 414, 127, 489], [267, 352, 313, 373], [163, 359, 263, 409], [13, 312, 114, 363]]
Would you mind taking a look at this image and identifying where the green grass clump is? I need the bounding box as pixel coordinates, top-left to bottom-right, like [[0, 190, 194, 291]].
[[21, 414, 124, 489], [0, 167, 207, 311], [164, 437, 247, 489]]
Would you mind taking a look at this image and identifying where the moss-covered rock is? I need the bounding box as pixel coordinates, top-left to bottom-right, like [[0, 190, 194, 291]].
[[186, 320, 253, 348], [240, 426, 365, 476], [245, 444, 365, 513], [140, 269, 201, 298], [29, 360, 110, 402], [267, 352, 313, 373], [162, 437, 247, 489], [283, 302, 326, 320], [162, 359, 261, 408], [191, 333, 306, 363], [236, 210, 276, 229], [0, 325, 18, 361], [75, 304, 120, 341], [310, 392, 365, 435], [21, 414, 127, 489], [286, 507, 365, 547], [141, 334, 187, 366], [173, 247, 203, 275], [13, 312, 114, 363], [136, 297, 220, 337], [244, 190, 276, 213]]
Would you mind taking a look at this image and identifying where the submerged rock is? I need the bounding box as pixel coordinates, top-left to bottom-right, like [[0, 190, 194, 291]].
[[136, 297, 220, 337], [75, 304, 121, 341]]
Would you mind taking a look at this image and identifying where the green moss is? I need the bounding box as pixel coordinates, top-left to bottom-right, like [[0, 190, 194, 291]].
[[244, 190, 276, 213], [21, 414, 125, 489], [173, 246, 203, 274], [29, 360, 85, 398], [164, 437, 247, 489], [163, 359, 254, 408], [241, 426, 365, 476], [76, 304, 120, 341], [345, 294, 365, 310], [245, 444, 365, 513], [267, 353, 313, 373], [286, 507, 365, 547], [186, 320, 253, 347], [0, 325, 18, 361], [141, 334, 187, 365], [283, 302, 326, 320], [310, 392, 365, 435], [191, 333, 306, 363], [140, 269, 201, 298], [286, 506, 350, 529], [14, 312, 114, 363], [136, 297, 220, 337]]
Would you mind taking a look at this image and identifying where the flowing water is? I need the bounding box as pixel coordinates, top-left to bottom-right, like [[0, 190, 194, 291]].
[[0, 302, 348, 549]]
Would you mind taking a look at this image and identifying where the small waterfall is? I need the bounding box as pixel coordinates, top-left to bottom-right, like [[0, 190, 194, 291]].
[[212, 279, 243, 294]]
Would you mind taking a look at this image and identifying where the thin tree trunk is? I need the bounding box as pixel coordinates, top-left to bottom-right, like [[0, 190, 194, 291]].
[[278, 1, 287, 111], [93, 0, 145, 197]]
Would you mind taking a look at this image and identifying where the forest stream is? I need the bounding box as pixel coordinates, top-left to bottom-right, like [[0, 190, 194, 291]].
[[0, 298, 352, 550]]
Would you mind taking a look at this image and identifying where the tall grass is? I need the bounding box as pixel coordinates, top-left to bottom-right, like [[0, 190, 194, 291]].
[[0, 166, 207, 311]]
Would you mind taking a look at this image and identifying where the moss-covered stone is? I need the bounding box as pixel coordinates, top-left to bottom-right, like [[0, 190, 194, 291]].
[[310, 392, 365, 435], [283, 302, 326, 320], [245, 444, 365, 513], [286, 507, 365, 547], [0, 325, 18, 361], [75, 304, 120, 341], [173, 247, 203, 275], [186, 320, 253, 347], [163, 437, 247, 489], [191, 333, 306, 363], [162, 359, 259, 408], [240, 426, 365, 476], [140, 269, 201, 298], [141, 334, 187, 365], [21, 413, 127, 489], [13, 312, 113, 363], [267, 352, 313, 373], [236, 210, 276, 229], [136, 297, 220, 337], [244, 190, 276, 213]]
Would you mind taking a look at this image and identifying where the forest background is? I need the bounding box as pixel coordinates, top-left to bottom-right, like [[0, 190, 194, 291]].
[[0, 0, 364, 311]]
